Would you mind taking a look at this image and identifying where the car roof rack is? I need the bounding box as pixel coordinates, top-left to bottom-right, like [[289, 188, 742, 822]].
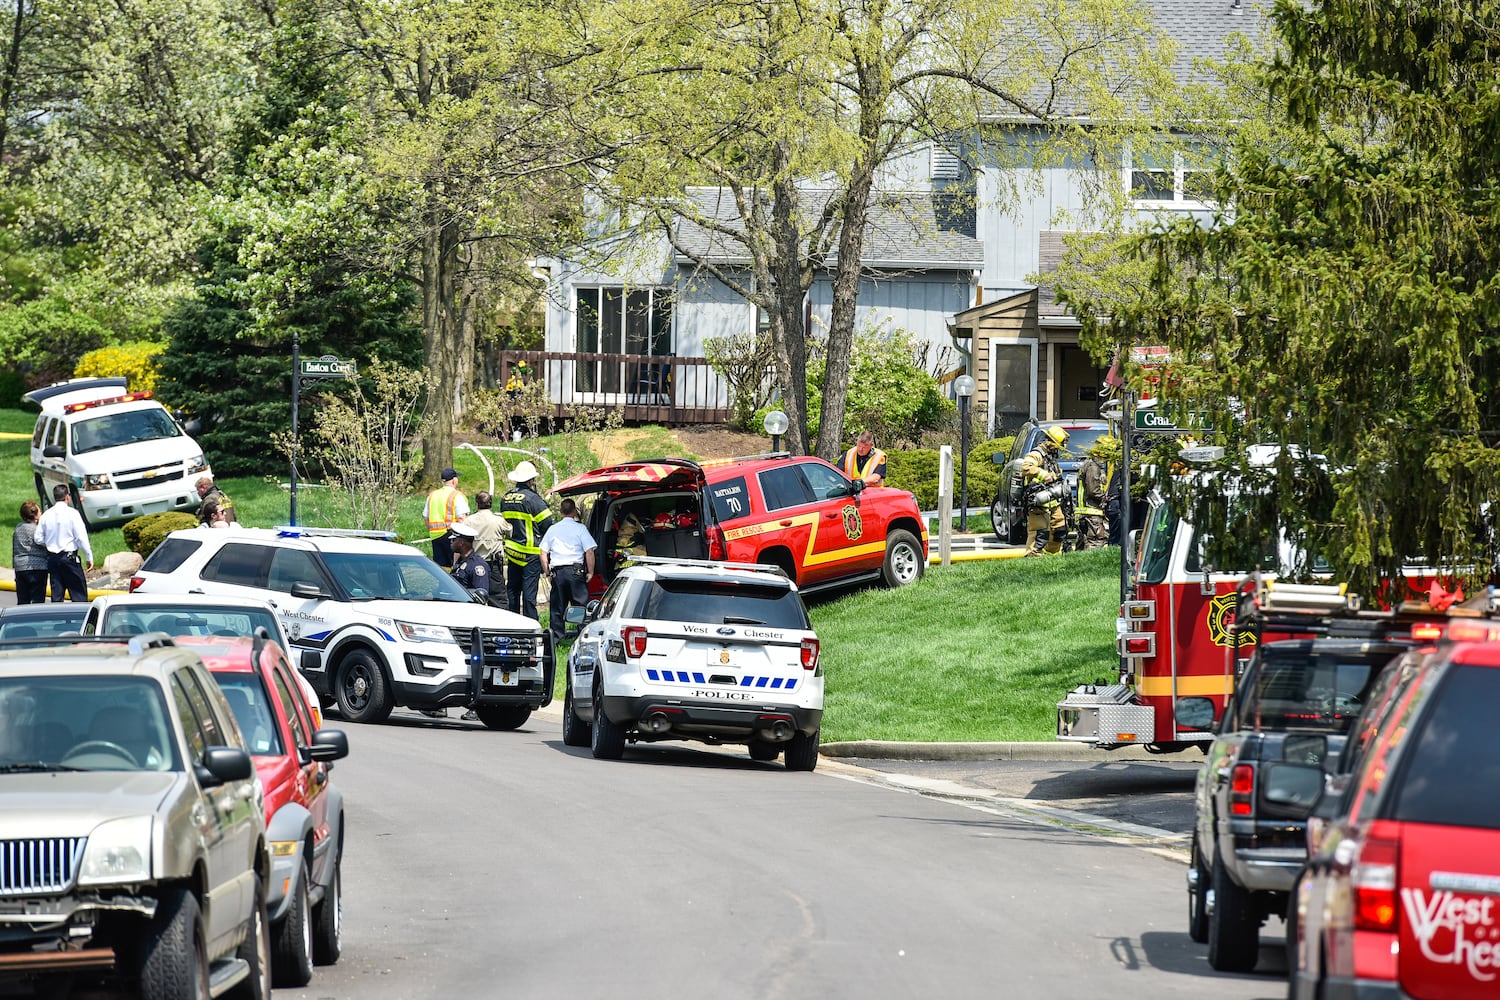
[[626, 555, 789, 579], [0, 633, 178, 653], [275, 525, 398, 541], [1231, 573, 1489, 641]]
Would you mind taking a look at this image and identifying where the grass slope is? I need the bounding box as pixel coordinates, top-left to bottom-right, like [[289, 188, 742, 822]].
[[811, 547, 1120, 743]]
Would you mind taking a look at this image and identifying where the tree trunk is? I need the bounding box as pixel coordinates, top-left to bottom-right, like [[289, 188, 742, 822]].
[[420, 207, 467, 483], [814, 160, 878, 462], [767, 152, 812, 455]]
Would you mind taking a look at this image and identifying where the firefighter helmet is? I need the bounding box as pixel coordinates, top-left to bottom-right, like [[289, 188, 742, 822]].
[[1042, 425, 1069, 447]]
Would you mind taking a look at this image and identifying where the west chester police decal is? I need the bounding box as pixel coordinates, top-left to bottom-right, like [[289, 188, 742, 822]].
[[841, 504, 863, 541], [1206, 592, 1257, 647]]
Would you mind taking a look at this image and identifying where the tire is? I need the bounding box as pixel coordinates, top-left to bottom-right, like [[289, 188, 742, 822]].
[[1187, 834, 1209, 944], [226, 876, 271, 1000], [784, 728, 820, 772], [475, 704, 532, 731], [748, 741, 780, 762], [1207, 847, 1260, 972], [880, 529, 924, 588], [138, 888, 209, 1000], [312, 852, 342, 966], [335, 650, 392, 724], [561, 684, 590, 747], [271, 863, 313, 987], [590, 683, 626, 760], [989, 497, 1007, 542]]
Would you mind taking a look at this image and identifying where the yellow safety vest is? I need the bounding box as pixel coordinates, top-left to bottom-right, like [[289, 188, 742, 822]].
[[425, 485, 459, 536], [844, 446, 887, 482]]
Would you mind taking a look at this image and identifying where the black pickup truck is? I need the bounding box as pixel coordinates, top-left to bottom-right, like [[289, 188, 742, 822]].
[[1181, 635, 1410, 972]]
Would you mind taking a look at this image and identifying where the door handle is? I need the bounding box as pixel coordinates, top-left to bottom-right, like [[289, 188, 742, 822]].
[[779, 519, 793, 527], [824, 512, 839, 519], [189, 589, 204, 595]]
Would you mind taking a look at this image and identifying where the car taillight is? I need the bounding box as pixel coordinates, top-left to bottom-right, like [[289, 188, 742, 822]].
[[705, 525, 726, 561], [128, 576, 144, 593], [1352, 835, 1400, 932], [623, 625, 648, 659], [800, 638, 819, 670], [1409, 621, 1443, 641], [1230, 764, 1254, 816]]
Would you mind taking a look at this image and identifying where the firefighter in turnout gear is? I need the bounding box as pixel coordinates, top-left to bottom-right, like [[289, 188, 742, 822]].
[[1022, 425, 1070, 556], [501, 460, 554, 620], [1075, 435, 1118, 551]]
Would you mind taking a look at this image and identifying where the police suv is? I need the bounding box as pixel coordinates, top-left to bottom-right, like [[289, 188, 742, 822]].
[[562, 557, 824, 770], [129, 526, 554, 729], [26, 376, 210, 526]]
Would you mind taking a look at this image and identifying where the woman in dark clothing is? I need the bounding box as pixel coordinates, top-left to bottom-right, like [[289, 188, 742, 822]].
[[12, 500, 49, 604]]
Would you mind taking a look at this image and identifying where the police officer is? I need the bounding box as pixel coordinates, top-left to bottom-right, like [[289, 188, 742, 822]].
[[539, 499, 597, 647], [1022, 425, 1069, 556], [448, 522, 493, 595], [501, 460, 553, 620]]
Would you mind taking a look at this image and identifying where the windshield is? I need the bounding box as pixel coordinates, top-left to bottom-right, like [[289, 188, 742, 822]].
[[104, 605, 279, 641], [1137, 500, 1178, 584], [1243, 650, 1384, 732], [1055, 427, 1110, 464], [634, 580, 809, 629], [0, 611, 86, 640], [214, 674, 284, 756], [72, 407, 181, 455], [0, 676, 180, 772], [320, 551, 473, 601]]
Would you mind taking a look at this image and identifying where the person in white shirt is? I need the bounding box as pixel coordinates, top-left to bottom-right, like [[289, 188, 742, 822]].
[[538, 499, 597, 646], [37, 485, 93, 602]]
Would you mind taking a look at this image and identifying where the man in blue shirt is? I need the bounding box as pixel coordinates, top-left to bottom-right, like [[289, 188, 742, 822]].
[[538, 499, 597, 647]]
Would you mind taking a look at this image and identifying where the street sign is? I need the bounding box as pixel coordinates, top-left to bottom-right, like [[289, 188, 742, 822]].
[[299, 355, 357, 380], [1134, 407, 1211, 433]]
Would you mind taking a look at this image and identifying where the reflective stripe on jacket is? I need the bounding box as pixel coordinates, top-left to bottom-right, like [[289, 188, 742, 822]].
[[425, 485, 459, 536], [501, 487, 554, 565]]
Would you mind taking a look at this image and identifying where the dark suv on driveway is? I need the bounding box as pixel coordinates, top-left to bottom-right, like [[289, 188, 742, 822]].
[[990, 419, 1110, 544]]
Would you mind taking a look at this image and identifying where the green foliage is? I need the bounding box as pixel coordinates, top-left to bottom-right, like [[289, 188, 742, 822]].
[[75, 342, 166, 394], [126, 512, 200, 558], [884, 448, 1001, 512], [806, 329, 952, 445], [704, 331, 776, 431]]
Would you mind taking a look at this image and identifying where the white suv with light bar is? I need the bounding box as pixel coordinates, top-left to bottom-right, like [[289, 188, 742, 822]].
[[561, 557, 824, 770], [128, 525, 554, 730], [25, 376, 211, 526]]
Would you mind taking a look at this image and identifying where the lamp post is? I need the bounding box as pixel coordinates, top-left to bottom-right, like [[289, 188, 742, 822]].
[[954, 375, 975, 531], [763, 409, 789, 454]]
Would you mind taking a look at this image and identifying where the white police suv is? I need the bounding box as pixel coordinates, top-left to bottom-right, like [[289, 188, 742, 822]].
[[562, 557, 824, 770], [129, 526, 553, 729]]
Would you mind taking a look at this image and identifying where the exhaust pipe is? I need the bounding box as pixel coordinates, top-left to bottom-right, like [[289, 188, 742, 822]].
[[641, 712, 671, 734], [767, 720, 793, 742]]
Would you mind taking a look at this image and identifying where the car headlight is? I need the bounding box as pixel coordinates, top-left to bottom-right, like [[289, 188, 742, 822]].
[[186, 456, 208, 475], [82, 473, 112, 490], [396, 620, 456, 643], [78, 815, 153, 885]]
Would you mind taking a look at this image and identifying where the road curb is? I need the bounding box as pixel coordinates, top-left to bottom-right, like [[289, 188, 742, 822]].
[[820, 740, 1166, 762]]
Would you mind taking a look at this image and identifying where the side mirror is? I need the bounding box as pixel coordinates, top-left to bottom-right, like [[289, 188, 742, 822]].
[[1173, 696, 1217, 732], [307, 729, 350, 763], [43, 445, 64, 458], [565, 605, 587, 627], [467, 587, 491, 605], [197, 746, 253, 786], [181, 419, 203, 436], [584, 599, 601, 622], [850, 478, 866, 495], [289, 582, 330, 600]]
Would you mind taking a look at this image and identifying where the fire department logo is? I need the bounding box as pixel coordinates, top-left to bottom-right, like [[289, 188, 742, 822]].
[[1205, 593, 1257, 648], [841, 504, 863, 541]]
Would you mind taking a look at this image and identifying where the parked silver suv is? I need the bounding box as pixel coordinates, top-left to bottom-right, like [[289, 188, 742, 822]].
[[0, 635, 270, 999]]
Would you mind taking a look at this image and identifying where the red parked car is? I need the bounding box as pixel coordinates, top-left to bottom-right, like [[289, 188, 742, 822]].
[[1289, 620, 1500, 1000], [181, 635, 350, 988]]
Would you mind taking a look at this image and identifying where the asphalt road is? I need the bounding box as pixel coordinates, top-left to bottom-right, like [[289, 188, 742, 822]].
[[277, 709, 1291, 1000]]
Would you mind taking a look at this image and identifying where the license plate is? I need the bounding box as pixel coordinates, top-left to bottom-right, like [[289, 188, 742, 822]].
[[491, 668, 515, 686], [705, 648, 739, 668]]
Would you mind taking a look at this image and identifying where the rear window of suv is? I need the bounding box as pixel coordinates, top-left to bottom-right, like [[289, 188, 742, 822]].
[[140, 537, 203, 574], [1389, 665, 1500, 830], [634, 579, 809, 630], [1234, 648, 1387, 732]]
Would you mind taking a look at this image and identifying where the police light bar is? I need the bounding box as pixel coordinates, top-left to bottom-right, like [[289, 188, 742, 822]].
[[274, 525, 398, 541], [1409, 621, 1444, 642], [64, 390, 154, 413], [1443, 619, 1500, 643]]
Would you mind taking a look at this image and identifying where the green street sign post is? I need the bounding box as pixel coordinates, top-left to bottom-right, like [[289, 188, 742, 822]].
[[1133, 407, 1212, 433], [291, 350, 358, 525]]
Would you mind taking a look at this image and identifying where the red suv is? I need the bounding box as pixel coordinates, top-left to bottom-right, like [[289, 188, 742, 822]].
[[1290, 621, 1500, 1000], [181, 635, 350, 988], [554, 455, 929, 595]]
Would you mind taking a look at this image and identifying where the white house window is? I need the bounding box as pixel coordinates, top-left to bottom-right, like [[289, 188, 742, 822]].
[[1126, 142, 1215, 208], [574, 287, 673, 394]]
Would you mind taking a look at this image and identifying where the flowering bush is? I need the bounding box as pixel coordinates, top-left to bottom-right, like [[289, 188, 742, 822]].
[[75, 342, 166, 394]]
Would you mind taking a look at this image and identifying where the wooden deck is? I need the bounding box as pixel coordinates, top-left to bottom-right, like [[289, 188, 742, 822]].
[[495, 350, 731, 426]]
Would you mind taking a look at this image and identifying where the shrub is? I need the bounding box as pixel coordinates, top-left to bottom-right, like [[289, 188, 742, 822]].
[[704, 331, 776, 431], [806, 327, 952, 444], [75, 342, 166, 394], [125, 512, 200, 557], [884, 448, 1002, 512]]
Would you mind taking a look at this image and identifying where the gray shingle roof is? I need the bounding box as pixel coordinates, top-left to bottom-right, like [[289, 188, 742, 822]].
[[673, 187, 983, 270]]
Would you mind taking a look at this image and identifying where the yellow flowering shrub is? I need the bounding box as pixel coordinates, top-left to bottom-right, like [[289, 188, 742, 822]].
[[74, 342, 167, 394]]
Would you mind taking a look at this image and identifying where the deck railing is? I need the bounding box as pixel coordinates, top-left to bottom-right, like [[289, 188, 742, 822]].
[[493, 350, 731, 426]]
